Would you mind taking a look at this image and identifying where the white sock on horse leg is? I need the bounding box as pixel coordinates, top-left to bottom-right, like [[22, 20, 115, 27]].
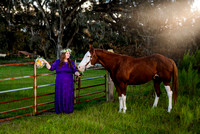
[[122, 94, 127, 113], [165, 85, 173, 112], [153, 93, 159, 108], [119, 96, 123, 112]]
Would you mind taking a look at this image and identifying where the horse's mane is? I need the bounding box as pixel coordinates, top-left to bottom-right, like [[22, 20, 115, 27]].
[[96, 49, 128, 57], [95, 49, 163, 62]]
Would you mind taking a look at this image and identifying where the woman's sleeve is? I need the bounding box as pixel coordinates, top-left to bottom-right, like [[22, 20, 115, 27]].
[[49, 60, 58, 71], [72, 61, 77, 74]]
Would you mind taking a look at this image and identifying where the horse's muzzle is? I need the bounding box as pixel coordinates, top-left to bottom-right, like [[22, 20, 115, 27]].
[[78, 65, 85, 73]]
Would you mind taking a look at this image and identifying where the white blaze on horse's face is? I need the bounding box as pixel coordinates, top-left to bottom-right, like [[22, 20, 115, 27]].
[[78, 51, 93, 72]]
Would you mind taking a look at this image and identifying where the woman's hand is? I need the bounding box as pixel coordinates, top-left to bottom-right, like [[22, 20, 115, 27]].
[[43, 59, 51, 69], [43, 59, 48, 64], [75, 71, 81, 77]]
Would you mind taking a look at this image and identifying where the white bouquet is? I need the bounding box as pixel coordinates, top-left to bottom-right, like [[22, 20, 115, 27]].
[[35, 57, 45, 68]]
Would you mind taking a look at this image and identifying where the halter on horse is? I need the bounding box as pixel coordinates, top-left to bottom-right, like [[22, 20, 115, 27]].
[[78, 45, 178, 113]]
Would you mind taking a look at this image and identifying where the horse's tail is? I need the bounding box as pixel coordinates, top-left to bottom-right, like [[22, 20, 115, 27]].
[[170, 59, 179, 104]]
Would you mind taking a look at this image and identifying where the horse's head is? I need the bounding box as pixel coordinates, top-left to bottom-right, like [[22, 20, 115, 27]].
[[78, 45, 98, 72]]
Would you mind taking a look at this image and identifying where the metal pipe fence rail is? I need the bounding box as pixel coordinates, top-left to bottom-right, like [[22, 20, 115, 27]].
[[0, 61, 56, 122], [75, 74, 107, 104], [0, 59, 107, 122]]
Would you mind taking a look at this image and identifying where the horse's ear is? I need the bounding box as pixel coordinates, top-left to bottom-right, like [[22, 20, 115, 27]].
[[89, 44, 94, 53], [89, 44, 92, 50]]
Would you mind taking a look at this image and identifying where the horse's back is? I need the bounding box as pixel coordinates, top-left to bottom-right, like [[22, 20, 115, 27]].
[[120, 54, 174, 84], [116, 53, 173, 73]]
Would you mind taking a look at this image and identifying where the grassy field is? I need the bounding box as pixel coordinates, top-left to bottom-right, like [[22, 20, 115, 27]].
[[0, 63, 107, 118], [0, 62, 200, 133]]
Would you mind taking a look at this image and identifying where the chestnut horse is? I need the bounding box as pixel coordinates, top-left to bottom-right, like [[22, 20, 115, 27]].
[[78, 46, 178, 113]]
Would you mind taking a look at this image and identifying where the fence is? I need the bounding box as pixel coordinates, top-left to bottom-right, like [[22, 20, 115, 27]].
[[0, 59, 109, 122], [75, 70, 107, 104]]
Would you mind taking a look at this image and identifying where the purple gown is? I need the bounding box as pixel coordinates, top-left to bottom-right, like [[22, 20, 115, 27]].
[[49, 59, 77, 114]]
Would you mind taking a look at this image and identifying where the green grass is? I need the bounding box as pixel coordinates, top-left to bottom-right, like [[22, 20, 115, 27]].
[[0, 95, 199, 133], [0, 65, 200, 133]]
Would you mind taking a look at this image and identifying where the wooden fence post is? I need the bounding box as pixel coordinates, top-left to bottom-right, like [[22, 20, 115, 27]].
[[107, 72, 114, 101], [106, 49, 114, 102]]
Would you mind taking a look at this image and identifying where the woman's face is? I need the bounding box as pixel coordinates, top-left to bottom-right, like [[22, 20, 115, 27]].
[[65, 51, 70, 59]]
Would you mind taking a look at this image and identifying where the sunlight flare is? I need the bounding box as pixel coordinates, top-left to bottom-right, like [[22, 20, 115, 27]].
[[191, 0, 200, 12]]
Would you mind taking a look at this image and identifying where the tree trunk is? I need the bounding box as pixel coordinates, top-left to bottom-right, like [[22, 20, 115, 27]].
[[66, 26, 79, 48], [57, 30, 63, 59], [44, 42, 48, 58], [56, 0, 64, 59], [56, 43, 62, 59]]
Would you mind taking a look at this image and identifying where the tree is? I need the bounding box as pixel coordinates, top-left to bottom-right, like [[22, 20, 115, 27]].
[[1, 0, 89, 58], [1, 0, 200, 59], [34, 0, 89, 59], [84, 0, 200, 58]]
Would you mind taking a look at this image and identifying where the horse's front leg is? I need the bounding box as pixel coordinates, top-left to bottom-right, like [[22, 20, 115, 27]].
[[119, 96, 123, 112], [118, 95, 127, 113], [116, 84, 127, 113], [122, 94, 127, 113]]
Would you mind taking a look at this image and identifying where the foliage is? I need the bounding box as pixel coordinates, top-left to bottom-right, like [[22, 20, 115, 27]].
[[0, 19, 8, 53], [0, 0, 200, 61], [179, 49, 200, 71], [0, 21, 29, 54], [177, 49, 200, 99], [179, 63, 200, 97], [0, 0, 90, 58]]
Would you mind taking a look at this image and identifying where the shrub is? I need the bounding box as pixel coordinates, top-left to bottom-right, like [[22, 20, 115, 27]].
[[179, 49, 200, 71], [179, 51, 195, 70], [178, 50, 200, 97]]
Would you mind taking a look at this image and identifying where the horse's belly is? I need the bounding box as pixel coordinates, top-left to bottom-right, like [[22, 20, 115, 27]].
[[127, 75, 152, 85]]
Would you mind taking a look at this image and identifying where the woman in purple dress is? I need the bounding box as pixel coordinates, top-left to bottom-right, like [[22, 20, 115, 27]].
[[44, 48, 80, 114]]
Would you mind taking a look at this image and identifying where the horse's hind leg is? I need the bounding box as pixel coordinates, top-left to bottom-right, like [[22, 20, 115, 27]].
[[153, 93, 159, 108], [121, 84, 127, 113], [164, 83, 173, 112], [153, 81, 161, 108]]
